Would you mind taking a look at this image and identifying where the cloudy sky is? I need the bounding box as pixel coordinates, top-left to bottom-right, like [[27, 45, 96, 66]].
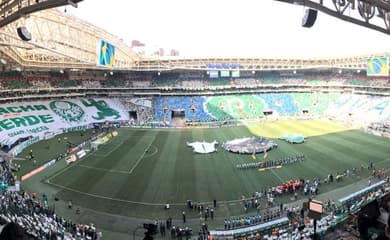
[[62, 0, 390, 58]]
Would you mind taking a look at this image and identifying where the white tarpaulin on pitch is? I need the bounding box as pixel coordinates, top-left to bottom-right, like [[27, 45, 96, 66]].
[[187, 141, 218, 154]]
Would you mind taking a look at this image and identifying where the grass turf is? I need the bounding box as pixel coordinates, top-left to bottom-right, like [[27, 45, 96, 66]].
[[20, 120, 390, 219], [16, 129, 95, 175]]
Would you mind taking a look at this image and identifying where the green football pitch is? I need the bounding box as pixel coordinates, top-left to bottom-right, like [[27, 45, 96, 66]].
[[20, 119, 390, 219]]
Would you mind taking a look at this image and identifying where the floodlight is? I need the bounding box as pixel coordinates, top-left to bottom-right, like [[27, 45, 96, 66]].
[[17, 27, 32, 41], [302, 9, 318, 28]]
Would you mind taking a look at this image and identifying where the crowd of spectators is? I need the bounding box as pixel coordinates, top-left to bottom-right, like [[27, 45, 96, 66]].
[[231, 78, 259, 88], [119, 98, 153, 125], [29, 80, 52, 89], [81, 80, 102, 89], [213, 198, 339, 240], [209, 166, 390, 240], [259, 214, 336, 240], [216, 186, 390, 240], [131, 80, 151, 88], [0, 157, 101, 239], [236, 165, 386, 223], [1, 70, 389, 92], [0, 190, 100, 239], [0, 157, 14, 188]]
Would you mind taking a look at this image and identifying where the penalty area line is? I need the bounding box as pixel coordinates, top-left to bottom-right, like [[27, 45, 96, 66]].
[[78, 164, 130, 174], [128, 139, 154, 174]]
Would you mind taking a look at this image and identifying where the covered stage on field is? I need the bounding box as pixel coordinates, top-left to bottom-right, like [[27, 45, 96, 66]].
[[279, 134, 305, 144], [222, 137, 277, 154]]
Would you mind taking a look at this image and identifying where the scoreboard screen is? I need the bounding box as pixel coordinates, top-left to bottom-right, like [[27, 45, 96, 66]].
[[209, 70, 219, 78], [220, 70, 230, 77], [206, 63, 240, 78], [232, 70, 240, 77]]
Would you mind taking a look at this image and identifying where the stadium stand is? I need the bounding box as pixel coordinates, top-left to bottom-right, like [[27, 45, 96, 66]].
[[53, 79, 79, 88], [258, 72, 282, 85], [0, 156, 100, 239], [82, 80, 102, 88], [120, 97, 153, 125], [6, 79, 29, 90], [0, 190, 100, 239], [207, 78, 231, 87], [150, 92, 390, 125], [231, 78, 259, 88], [259, 93, 298, 116], [154, 96, 214, 123], [292, 92, 339, 115]]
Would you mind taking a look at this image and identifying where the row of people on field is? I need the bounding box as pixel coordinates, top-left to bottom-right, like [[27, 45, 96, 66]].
[[236, 154, 304, 170]]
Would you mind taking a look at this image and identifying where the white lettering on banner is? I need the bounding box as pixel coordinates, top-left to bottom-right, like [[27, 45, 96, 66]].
[[44, 159, 56, 168], [76, 150, 86, 158], [26, 126, 50, 134], [0, 105, 48, 115], [11, 136, 40, 156], [0, 99, 129, 153], [9, 130, 25, 137], [62, 125, 89, 133]]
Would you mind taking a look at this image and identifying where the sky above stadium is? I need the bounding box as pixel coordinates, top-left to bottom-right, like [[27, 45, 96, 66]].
[[62, 0, 390, 58]]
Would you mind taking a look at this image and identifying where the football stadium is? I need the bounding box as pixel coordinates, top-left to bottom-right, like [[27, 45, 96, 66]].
[[1, 0, 390, 240]]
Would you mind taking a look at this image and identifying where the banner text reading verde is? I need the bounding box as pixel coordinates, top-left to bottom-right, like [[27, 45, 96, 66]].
[[0, 115, 54, 131]]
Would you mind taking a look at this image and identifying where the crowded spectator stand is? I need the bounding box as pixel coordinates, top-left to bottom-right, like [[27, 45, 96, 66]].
[[208, 169, 390, 239], [0, 155, 101, 239]]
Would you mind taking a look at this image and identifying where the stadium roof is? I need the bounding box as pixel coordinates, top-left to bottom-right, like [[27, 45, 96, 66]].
[[0, 0, 83, 28], [0, 8, 140, 71]]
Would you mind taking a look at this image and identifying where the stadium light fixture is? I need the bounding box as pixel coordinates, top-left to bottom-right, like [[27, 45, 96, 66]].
[[338, 69, 342, 74], [302, 8, 318, 28], [59, 69, 64, 74], [17, 27, 32, 41], [357, 69, 361, 73], [109, 71, 113, 76], [252, 70, 256, 74], [293, 70, 297, 74], [157, 72, 161, 76]]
